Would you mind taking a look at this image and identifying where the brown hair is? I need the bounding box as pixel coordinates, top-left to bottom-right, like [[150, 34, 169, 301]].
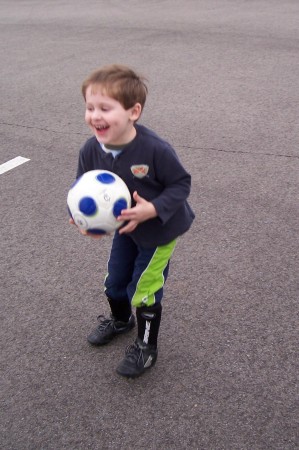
[[81, 64, 148, 110]]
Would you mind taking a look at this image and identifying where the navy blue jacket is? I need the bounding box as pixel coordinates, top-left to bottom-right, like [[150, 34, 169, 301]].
[[76, 124, 195, 247]]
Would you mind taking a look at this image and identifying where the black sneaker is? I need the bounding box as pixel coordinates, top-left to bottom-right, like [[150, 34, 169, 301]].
[[87, 314, 135, 345], [116, 338, 158, 378]]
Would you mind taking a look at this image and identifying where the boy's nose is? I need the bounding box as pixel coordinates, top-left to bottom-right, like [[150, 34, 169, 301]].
[[92, 109, 101, 119]]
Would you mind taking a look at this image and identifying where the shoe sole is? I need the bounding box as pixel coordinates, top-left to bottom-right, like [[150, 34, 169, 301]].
[[116, 355, 157, 378]]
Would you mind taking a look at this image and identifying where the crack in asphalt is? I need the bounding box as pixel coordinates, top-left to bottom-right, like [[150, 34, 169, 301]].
[[0, 121, 89, 136], [180, 145, 298, 159], [1, 121, 298, 159]]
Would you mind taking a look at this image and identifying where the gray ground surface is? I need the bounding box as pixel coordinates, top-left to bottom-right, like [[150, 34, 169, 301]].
[[0, 1, 298, 449]]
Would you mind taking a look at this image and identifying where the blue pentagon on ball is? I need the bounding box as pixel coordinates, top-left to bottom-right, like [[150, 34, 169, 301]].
[[113, 198, 128, 217], [96, 172, 116, 184], [79, 197, 97, 216]]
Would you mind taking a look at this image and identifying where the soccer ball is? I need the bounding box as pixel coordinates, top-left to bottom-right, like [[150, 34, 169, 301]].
[[67, 170, 131, 234]]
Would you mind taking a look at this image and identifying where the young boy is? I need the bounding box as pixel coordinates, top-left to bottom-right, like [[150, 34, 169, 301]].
[[70, 64, 195, 378]]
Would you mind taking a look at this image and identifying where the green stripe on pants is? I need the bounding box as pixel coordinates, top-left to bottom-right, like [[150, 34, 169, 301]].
[[131, 239, 177, 308]]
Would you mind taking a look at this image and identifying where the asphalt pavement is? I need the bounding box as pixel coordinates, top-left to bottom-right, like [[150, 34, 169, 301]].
[[0, 1, 298, 449]]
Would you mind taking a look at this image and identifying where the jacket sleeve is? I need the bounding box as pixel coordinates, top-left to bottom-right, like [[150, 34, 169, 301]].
[[150, 144, 192, 225], [76, 146, 87, 178]]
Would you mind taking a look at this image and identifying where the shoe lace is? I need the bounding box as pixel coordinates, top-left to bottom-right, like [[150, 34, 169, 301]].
[[96, 315, 115, 331], [125, 341, 143, 364]]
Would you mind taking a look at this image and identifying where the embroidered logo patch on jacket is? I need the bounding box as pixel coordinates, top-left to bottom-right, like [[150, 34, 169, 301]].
[[130, 165, 149, 178]]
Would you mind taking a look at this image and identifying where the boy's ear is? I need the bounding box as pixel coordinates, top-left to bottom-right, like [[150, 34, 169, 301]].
[[130, 103, 142, 121]]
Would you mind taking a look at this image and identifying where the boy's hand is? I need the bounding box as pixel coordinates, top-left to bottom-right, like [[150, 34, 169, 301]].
[[69, 218, 108, 239], [117, 191, 157, 234]]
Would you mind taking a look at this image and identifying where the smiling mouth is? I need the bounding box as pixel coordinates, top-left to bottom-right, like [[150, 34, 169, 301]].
[[94, 124, 109, 132]]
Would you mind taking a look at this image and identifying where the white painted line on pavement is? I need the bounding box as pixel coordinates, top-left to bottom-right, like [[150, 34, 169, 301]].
[[0, 156, 30, 174]]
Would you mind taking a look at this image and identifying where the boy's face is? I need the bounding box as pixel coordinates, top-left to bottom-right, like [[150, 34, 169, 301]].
[[84, 84, 141, 146]]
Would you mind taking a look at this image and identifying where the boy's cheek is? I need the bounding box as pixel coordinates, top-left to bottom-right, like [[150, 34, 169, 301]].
[[84, 111, 91, 123]]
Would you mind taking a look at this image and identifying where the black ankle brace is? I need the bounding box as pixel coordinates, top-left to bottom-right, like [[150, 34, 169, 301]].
[[136, 304, 162, 348]]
